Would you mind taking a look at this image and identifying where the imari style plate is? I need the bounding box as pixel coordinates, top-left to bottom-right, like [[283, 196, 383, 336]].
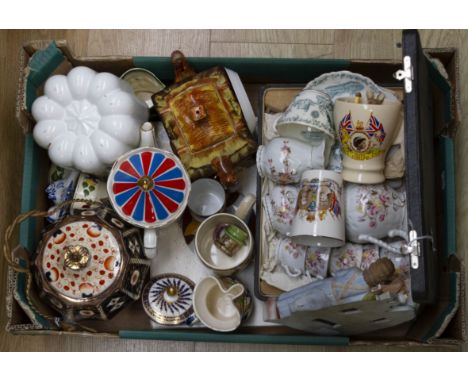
[[142, 274, 195, 325], [107, 147, 191, 229]]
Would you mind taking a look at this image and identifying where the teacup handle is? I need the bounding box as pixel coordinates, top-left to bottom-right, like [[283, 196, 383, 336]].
[[233, 193, 256, 222], [144, 228, 158, 259], [282, 264, 303, 278]]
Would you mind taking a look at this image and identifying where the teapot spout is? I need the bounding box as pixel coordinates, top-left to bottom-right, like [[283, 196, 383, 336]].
[[140, 122, 157, 148]]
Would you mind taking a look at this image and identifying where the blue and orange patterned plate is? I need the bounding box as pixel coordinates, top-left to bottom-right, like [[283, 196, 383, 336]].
[[107, 147, 191, 229]]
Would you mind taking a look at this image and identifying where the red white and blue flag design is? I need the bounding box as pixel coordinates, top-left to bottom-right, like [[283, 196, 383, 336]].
[[339, 112, 353, 133], [366, 113, 386, 142], [110, 149, 189, 227]]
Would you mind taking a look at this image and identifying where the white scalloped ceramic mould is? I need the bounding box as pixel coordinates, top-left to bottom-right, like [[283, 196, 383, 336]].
[[32, 66, 149, 176]]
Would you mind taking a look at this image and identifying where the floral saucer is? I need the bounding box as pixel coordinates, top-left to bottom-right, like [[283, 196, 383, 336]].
[[305, 71, 399, 104]]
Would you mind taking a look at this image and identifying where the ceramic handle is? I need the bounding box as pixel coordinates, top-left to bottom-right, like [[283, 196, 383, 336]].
[[212, 156, 238, 187], [234, 193, 256, 222], [144, 228, 158, 259], [140, 122, 157, 148], [171, 50, 196, 82]]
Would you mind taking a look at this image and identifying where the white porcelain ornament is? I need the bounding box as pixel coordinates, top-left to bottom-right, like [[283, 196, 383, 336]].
[[32, 66, 149, 176]]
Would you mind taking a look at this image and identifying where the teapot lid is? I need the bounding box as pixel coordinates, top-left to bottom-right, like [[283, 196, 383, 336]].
[[142, 274, 195, 325], [107, 147, 190, 229], [39, 220, 123, 301]]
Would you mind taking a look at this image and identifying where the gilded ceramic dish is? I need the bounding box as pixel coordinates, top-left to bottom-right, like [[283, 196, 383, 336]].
[[142, 274, 195, 325]]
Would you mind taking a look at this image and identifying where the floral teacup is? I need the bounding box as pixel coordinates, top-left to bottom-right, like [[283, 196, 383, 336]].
[[329, 243, 363, 275], [344, 182, 407, 243], [263, 185, 298, 236], [272, 237, 330, 279], [256, 137, 326, 184]]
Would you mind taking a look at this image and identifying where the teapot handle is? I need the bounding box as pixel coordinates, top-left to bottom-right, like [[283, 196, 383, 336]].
[[3, 199, 103, 273], [171, 50, 196, 82], [143, 228, 158, 259]]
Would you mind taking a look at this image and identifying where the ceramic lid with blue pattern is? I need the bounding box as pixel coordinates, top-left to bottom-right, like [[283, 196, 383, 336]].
[[107, 147, 191, 229]]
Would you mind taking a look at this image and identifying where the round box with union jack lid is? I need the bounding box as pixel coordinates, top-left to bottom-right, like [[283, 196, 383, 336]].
[[107, 147, 191, 229]]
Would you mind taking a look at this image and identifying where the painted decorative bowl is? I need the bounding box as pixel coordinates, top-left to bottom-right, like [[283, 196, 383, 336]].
[[34, 207, 150, 321], [107, 147, 191, 229]]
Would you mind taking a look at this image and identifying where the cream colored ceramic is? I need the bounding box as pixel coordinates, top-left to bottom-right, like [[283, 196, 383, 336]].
[[193, 276, 251, 332], [194, 195, 255, 275], [334, 97, 402, 184], [290, 169, 344, 247]]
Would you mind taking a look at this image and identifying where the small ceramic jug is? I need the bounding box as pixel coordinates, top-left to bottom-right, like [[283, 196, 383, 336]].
[[193, 276, 252, 332], [257, 137, 327, 184], [263, 184, 298, 236], [344, 182, 407, 243]]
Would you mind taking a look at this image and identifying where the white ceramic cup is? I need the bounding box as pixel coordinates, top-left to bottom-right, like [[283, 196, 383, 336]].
[[194, 194, 255, 275], [188, 178, 226, 222], [334, 97, 402, 184], [256, 137, 326, 184], [290, 169, 345, 247], [263, 184, 298, 236]]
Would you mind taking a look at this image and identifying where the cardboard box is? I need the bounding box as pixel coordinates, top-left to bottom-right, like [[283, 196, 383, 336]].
[[5, 37, 465, 347]]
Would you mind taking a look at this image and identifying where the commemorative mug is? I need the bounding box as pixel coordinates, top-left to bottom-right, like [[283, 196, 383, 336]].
[[290, 169, 345, 247], [334, 97, 402, 184], [256, 137, 326, 184]]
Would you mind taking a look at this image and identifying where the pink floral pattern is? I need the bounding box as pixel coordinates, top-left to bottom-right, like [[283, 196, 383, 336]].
[[329, 243, 362, 275], [304, 248, 330, 279], [355, 185, 405, 229]]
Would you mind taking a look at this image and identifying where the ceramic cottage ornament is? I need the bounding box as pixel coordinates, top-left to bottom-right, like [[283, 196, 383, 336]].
[[34, 206, 150, 321], [32, 66, 148, 177], [153, 51, 257, 187]]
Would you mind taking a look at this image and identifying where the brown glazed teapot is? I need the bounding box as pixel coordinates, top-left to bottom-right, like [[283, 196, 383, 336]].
[[34, 206, 150, 321], [153, 51, 257, 187]]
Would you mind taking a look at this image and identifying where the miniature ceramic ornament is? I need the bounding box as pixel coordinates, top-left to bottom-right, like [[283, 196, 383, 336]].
[[142, 274, 195, 325], [153, 51, 257, 187], [334, 97, 402, 184], [34, 206, 150, 321], [257, 137, 327, 184], [32, 66, 148, 176], [108, 123, 191, 258]]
